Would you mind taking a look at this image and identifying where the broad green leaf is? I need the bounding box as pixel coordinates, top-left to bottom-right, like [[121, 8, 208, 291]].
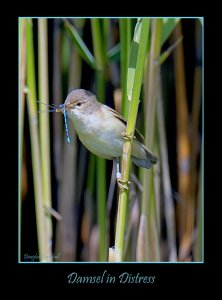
[[127, 20, 141, 101], [120, 19, 132, 118], [127, 67, 135, 101], [134, 18, 143, 43], [64, 20, 97, 69], [127, 18, 150, 101]]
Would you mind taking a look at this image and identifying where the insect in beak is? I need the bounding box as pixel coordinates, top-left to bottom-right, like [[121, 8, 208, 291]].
[[56, 104, 71, 144]]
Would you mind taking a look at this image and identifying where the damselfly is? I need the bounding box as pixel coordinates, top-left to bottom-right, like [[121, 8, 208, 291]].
[[56, 104, 70, 144], [37, 101, 71, 144]]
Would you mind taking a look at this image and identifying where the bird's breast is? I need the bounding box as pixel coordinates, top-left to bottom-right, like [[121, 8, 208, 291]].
[[68, 108, 125, 159]]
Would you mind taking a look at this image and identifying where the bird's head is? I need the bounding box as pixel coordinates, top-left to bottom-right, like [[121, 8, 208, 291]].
[[58, 89, 100, 118]]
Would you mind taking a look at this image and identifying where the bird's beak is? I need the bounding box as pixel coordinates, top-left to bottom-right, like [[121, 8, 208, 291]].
[[55, 102, 71, 113], [65, 102, 73, 110]]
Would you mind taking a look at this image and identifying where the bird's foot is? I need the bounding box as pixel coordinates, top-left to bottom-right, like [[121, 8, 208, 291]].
[[117, 178, 131, 190], [121, 132, 135, 141]]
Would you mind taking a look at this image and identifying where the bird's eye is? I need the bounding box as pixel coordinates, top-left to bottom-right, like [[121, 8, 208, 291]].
[[76, 102, 82, 107]]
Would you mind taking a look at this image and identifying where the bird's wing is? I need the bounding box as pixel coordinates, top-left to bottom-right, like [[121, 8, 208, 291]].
[[107, 106, 145, 144]]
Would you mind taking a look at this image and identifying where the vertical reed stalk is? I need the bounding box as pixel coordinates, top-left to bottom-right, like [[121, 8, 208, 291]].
[[114, 19, 150, 261], [38, 18, 53, 254], [19, 19, 26, 171], [190, 20, 202, 245], [138, 19, 162, 261], [173, 22, 193, 260], [26, 19, 51, 261], [19, 18, 26, 261], [191, 21, 202, 261]]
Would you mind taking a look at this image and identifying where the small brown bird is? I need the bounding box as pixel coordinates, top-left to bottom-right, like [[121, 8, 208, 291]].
[[61, 89, 158, 169]]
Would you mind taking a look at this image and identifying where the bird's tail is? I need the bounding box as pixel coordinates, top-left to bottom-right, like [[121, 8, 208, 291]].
[[132, 144, 158, 169]]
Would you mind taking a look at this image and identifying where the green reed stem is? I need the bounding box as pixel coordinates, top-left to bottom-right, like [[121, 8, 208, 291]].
[[141, 18, 162, 261], [114, 19, 150, 261], [26, 19, 51, 261], [38, 19, 53, 251], [19, 18, 26, 261]]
